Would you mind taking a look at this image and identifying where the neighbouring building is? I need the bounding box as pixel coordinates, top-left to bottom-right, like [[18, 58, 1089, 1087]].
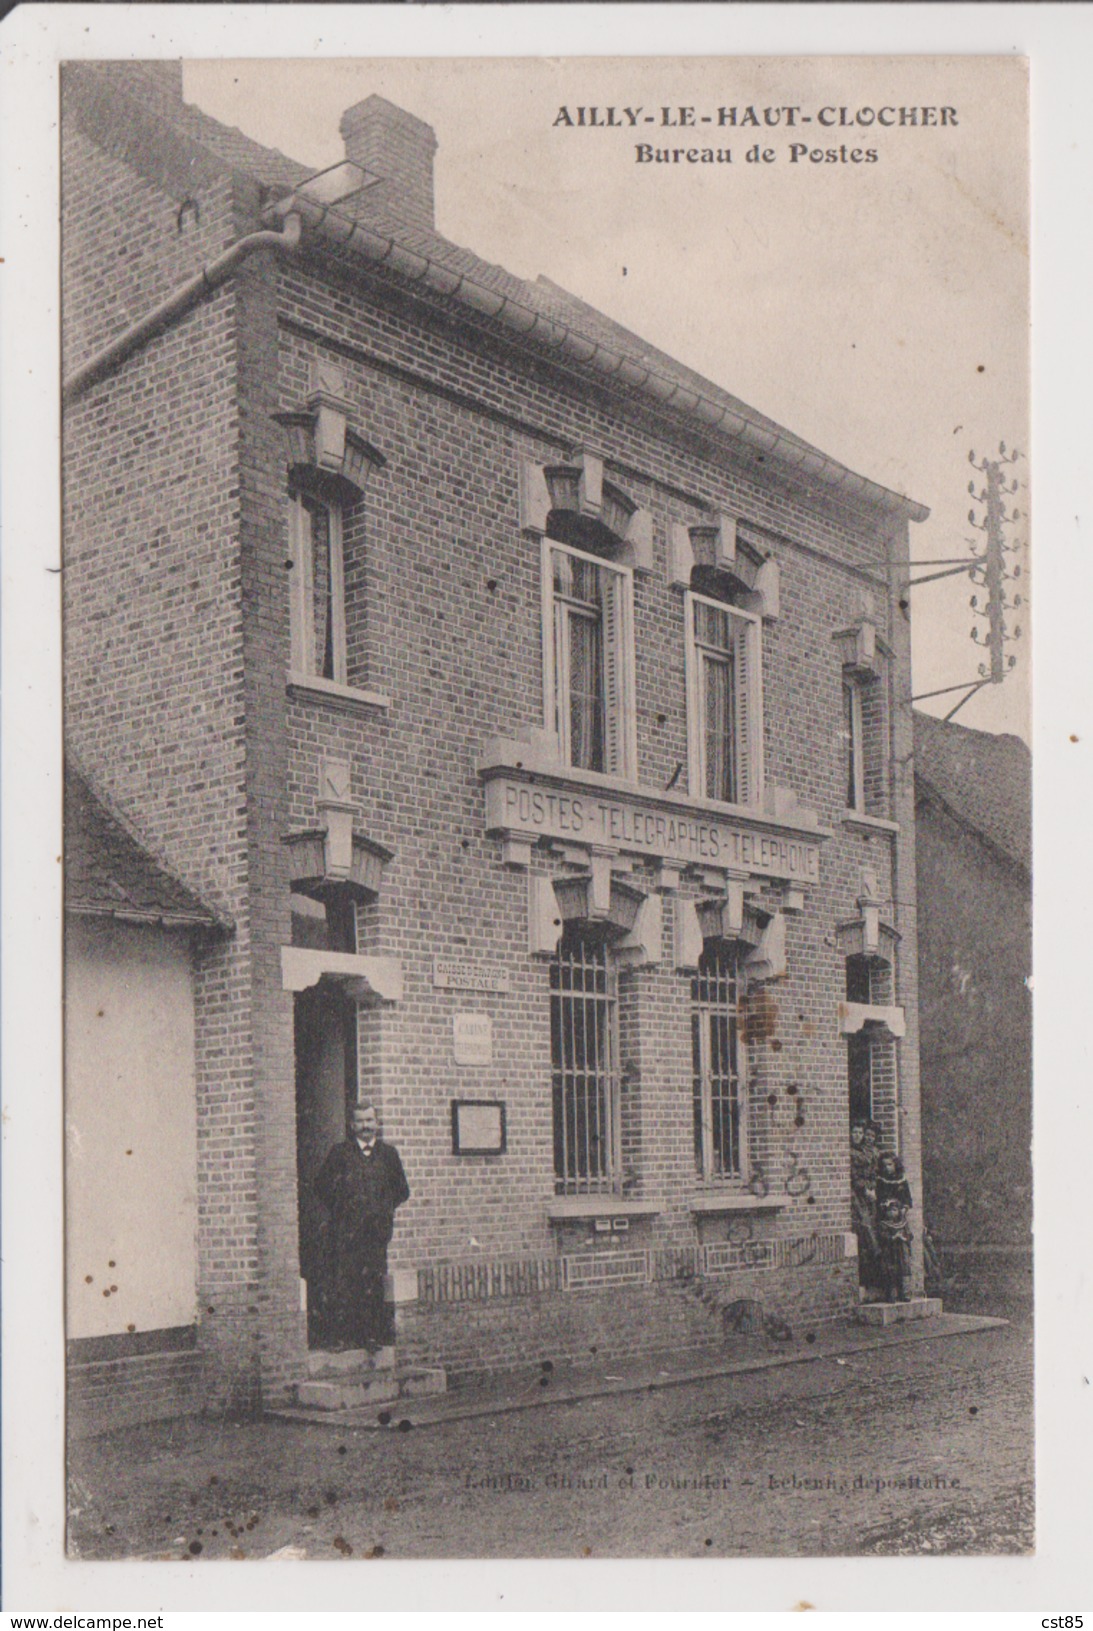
[[62, 61, 931, 1424], [914, 712, 1032, 1275]]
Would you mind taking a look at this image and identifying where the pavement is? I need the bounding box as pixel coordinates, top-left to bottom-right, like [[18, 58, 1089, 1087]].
[[268, 1307, 1007, 1432]]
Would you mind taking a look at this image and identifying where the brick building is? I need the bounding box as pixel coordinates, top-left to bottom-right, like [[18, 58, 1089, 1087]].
[[62, 62, 930, 1423], [914, 712, 1032, 1278]]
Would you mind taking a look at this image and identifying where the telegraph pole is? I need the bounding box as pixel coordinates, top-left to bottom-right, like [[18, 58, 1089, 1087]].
[[908, 443, 1025, 721]]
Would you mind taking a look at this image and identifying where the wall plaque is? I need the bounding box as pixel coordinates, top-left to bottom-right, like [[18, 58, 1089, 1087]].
[[453, 1012, 493, 1065], [451, 1100, 507, 1157], [433, 957, 511, 994]]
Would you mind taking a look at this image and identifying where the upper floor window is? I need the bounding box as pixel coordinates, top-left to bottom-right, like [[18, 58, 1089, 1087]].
[[684, 592, 764, 806], [543, 539, 636, 779], [289, 490, 347, 685], [840, 669, 887, 816], [843, 677, 864, 810]]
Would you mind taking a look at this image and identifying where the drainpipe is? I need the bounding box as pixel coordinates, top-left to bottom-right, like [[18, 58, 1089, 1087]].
[[63, 212, 303, 403]]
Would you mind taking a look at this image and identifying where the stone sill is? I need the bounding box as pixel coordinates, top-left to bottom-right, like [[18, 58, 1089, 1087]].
[[841, 809, 900, 835], [287, 673, 392, 713], [546, 1197, 662, 1221], [689, 1192, 791, 1213]]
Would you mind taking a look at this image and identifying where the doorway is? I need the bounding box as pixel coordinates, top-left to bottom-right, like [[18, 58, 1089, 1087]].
[[295, 983, 358, 1348]]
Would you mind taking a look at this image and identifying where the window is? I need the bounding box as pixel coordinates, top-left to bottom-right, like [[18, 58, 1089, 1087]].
[[843, 678, 864, 811], [845, 955, 894, 1127], [692, 944, 746, 1181], [289, 490, 347, 684], [544, 540, 636, 777], [550, 930, 621, 1193], [685, 592, 763, 806], [840, 667, 888, 816]]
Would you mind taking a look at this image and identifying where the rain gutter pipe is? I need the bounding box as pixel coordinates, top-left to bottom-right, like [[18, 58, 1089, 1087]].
[[63, 212, 303, 403]]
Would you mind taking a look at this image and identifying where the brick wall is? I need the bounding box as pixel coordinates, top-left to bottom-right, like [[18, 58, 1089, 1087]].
[[916, 793, 1031, 1247], [67, 1350, 205, 1438], [63, 74, 924, 1414]]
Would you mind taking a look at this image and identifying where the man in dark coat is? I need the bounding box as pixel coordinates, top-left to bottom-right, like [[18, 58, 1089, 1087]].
[[315, 1101, 410, 1353]]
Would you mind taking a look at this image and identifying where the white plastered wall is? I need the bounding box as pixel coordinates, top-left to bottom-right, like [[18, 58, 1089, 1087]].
[[65, 918, 198, 1339]]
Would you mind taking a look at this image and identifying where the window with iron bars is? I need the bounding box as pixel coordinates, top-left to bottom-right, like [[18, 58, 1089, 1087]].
[[692, 944, 746, 1181], [550, 930, 621, 1193]]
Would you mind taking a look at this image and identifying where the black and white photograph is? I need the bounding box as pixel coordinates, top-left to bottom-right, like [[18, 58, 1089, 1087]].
[[1, 5, 1086, 1617]]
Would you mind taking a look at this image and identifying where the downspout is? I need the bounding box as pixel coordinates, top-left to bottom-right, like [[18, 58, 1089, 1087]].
[[63, 212, 303, 403]]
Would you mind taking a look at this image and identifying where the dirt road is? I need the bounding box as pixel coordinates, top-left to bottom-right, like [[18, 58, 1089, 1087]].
[[69, 1313, 1032, 1561]]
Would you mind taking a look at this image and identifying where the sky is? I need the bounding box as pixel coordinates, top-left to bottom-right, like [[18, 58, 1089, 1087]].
[[186, 56, 1029, 741]]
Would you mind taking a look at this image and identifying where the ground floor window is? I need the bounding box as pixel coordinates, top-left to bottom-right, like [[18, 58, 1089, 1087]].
[[550, 929, 620, 1194], [848, 1031, 874, 1124], [692, 943, 745, 1180]]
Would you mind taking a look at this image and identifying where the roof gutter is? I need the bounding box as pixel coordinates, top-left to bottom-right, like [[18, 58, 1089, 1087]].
[[270, 195, 929, 524], [63, 212, 303, 403]]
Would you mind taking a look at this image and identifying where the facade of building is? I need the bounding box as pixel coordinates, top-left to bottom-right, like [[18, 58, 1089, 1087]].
[[62, 62, 930, 1420], [914, 712, 1032, 1271]]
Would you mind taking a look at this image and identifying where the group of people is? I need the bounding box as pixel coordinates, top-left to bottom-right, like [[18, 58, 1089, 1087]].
[[850, 1120, 914, 1303]]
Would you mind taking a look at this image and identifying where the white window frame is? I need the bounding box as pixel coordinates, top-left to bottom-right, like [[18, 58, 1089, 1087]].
[[843, 676, 865, 812], [542, 537, 637, 780], [289, 490, 347, 685], [684, 590, 764, 807]]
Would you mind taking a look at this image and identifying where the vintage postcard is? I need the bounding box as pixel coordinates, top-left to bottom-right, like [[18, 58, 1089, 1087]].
[[1, 4, 1085, 1616]]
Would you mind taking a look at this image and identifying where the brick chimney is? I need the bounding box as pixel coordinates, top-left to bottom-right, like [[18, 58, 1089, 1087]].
[[339, 96, 438, 234]]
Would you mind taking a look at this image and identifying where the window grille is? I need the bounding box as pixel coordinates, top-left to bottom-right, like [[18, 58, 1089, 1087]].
[[691, 944, 745, 1180], [550, 932, 621, 1193]]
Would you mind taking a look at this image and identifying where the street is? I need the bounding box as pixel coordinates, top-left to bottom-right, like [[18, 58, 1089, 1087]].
[[69, 1310, 1032, 1561]]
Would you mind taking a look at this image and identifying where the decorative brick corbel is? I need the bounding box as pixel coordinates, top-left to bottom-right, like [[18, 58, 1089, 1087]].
[[620, 507, 654, 575], [745, 911, 787, 981], [616, 892, 663, 968], [669, 522, 695, 589], [529, 875, 563, 956], [832, 617, 880, 675], [518, 458, 552, 534], [673, 897, 705, 970]]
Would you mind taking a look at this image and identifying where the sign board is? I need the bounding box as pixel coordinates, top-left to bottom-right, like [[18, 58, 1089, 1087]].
[[433, 957, 511, 994], [484, 775, 822, 883], [451, 1100, 507, 1157], [453, 1012, 493, 1065]]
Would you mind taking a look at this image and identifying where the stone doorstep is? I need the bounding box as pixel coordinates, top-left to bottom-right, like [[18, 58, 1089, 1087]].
[[267, 1313, 1007, 1433], [307, 1347, 395, 1378], [856, 1297, 944, 1327], [291, 1364, 448, 1413]]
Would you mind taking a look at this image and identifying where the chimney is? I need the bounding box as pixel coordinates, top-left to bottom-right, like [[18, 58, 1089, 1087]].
[[339, 96, 438, 233]]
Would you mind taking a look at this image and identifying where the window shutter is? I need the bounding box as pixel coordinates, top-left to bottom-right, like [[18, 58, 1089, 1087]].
[[289, 496, 315, 675], [601, 566, 636, 778], [732, 614, 763, 805], [601, 568, 623, 775], [733, 619, 751, 803]]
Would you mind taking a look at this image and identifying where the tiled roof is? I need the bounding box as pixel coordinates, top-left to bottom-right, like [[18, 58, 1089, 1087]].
[[65, 760, 222, 929], [66, 62, 927, 521], [913, 711, 1031, 874]]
